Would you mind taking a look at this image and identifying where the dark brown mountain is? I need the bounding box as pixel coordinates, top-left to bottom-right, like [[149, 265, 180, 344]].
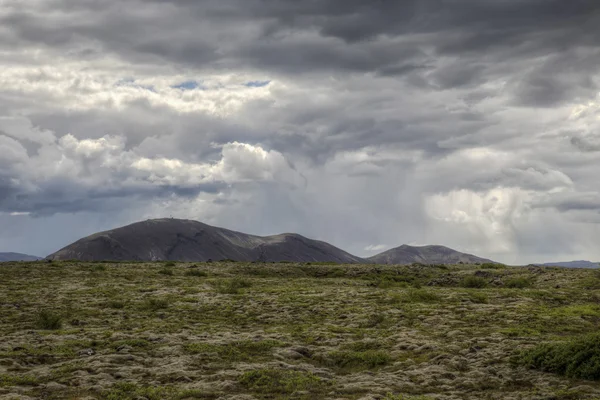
[[46, 218, 365, 263], [0, 252, 41, 262], [366, 244, 494, 265]]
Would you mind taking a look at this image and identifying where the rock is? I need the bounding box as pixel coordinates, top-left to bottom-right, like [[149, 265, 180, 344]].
[[43, 382, 67, 391], [108, 354, 135, 363], [78, 348, 95, 356], [116, 345, 132, 353], [112, 372, 125, 379], [281, 349, 304, 360], [291, 346, 312, 358]]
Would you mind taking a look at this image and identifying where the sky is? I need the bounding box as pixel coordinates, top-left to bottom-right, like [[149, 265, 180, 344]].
[[1, 0, 600, 264]]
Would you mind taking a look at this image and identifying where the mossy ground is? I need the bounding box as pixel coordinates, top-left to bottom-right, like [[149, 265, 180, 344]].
[[1, 261, 600, 399]]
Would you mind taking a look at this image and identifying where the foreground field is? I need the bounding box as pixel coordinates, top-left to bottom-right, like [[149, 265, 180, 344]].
[[1, 261, 600, 399]]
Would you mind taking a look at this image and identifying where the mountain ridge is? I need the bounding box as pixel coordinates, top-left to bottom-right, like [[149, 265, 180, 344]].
[[47, 218, 365, 263], [0, 252, 42, 262], [46, 218, 498, 264], [536, 260, 600, 269], [366, 244, 494, 265]]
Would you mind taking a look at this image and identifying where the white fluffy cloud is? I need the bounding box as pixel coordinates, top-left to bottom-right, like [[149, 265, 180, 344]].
[[0, 117, 299, 218]]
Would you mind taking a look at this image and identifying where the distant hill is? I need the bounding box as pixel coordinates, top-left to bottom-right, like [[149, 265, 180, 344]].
[[47, 218, 365, 263], [0, 252, 41, 262], [45, 218, 499, 264], [366, 244, 495, 265], [537, 260, 600, 269]]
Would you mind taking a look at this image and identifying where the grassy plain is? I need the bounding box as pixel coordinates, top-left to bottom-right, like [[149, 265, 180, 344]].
[[1, 261, 600, 399]]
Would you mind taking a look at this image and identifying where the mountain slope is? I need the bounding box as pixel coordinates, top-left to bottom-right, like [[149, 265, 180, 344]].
[[367, 244, 494, 265], [537, 260, 599, 269], [46, 219, 365, 263], [0, 252, 41, 262]]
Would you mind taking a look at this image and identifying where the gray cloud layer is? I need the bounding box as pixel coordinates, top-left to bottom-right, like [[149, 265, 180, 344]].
[[1, 0, 600, 263]]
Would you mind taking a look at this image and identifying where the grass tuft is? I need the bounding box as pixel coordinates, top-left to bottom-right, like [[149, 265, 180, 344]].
[[183, 340, 282, 361], [504, 277, 533, 288], [106, 300, 126, 309], [185, 269, 208, 277], [35, 309, 62, 330], [214, 277, 252, 294], [158, 268, 174, 276], [0, 374, 39, 388], [322, 350, 392, 371], [460, 275, 488, 288], [239, 368, 326, 395], [142, 298, 169, 311]]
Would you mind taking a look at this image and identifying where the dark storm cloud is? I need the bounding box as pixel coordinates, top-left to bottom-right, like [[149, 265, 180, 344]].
[[571, 136, 600, 152], [534, 192, 600, 213], [2, 0, 599, 85], [2, 183, 226, 217], [2, 0, 600, 262]]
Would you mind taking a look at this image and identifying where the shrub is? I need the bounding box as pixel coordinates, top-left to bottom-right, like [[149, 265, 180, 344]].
[[403, 288, 441, 303], [185, 269, 207, 277], [504, 277, 533, 288], [158, 268, 174, 276], [322, 350, 392, 371], [374, 277, 396, 289], [214, 277, 252, 294], [461, 276, 488, 288], [35, 309, 62, 330], [514, 333, 600, 380], [298, 265, 346, 278], [359, 313, 386, 328], [467, 291, 488, 304], [107, 300, 126, 309], [163, 261, 176, 267], [480, 262, 505, 269], [142, 298, 169, 311]]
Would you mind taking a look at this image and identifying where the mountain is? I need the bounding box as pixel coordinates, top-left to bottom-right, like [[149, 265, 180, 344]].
[[537, 260, 600, 269], [47, 218, 365, 263], [366, 244, 494, 265], [0, 252, 42, 262]]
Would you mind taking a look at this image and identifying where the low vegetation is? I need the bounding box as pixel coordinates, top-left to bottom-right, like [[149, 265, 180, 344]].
[[1, 260, 600, 399], [34, 309, 62, 330], [213, 277, 252, 294], [239, 368, 328, 396], [321, 349, 392, 371], [460, 275, 489, 288], [515, 333, 600, 380]]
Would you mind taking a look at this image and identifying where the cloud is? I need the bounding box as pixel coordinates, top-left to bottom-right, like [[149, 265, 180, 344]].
[[364, 244, 387, 252], [0, 117, 300, 217], [1, 0, 600, 263], [571, 135, 600, 152]]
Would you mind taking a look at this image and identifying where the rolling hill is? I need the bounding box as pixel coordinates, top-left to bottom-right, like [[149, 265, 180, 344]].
[[46, 218, 499, 264], [537, 260, 600, 269], [366, 244, 494, 265], [46, 218, 365, 263], [0, 252, 41, 262]]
